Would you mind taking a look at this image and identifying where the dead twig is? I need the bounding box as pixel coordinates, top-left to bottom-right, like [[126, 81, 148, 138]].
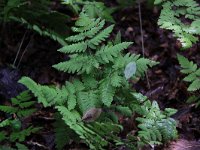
[[138, 1, 151, 89]]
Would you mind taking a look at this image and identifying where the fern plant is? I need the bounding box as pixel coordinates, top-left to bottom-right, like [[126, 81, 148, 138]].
[[62, 0, 115, 22], [0, 0, 70, 45], [19, 11, 158, 108], [177, 54, 200, 106], [54, 113, 79, 150], [0, 90, 36, 117], [155, 0, 200, 49], [18, 11, 177, 149], [0, 91, 41, 149], [177, 54, 200, 91], [132, 93, 177, 147]]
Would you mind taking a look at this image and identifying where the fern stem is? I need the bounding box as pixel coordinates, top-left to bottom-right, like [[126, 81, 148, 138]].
[[13, 30, 28, 67], [138, 1, 151, 89]]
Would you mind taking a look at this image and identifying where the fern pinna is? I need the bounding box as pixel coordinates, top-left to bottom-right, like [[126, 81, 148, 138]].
[[18, 11, 177, 149], [155, 0, 200, 49]]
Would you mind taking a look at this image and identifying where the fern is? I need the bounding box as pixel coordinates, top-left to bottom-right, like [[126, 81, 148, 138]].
[[0, 119, 41, 148], [54, 113, 78, 150], [0, 119, 11, 128], [131, 93, 178, 147], [15, 143, 29, 150], [156, 0, 200, 49], [20, 12, 158, 109], [56, 106, 128, 149], [0, 91, 36, 117], [177, 54, 200, 91], [56, 106, 108, 149], [10, 126, 41, 142], [17, 11, 176, 149], [62, 0, 115, 22], [186, 95, 200, 107], [177, 54, 200, 107], [0, 0, 70, 45], [52, 12, 128, 74], [0, 91, 41, 148]]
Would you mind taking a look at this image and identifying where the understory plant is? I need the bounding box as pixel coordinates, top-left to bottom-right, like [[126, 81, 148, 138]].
[[0, 91, 41, 149], [62, 0, 116, 23], [18, 11, 177, 149], [177, 54, 200, 107], [0, 0, 71, 45], [155, 0, 200, 49]]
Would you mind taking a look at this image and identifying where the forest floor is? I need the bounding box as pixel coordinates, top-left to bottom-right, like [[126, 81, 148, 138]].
[[0, 1, 200, 150]]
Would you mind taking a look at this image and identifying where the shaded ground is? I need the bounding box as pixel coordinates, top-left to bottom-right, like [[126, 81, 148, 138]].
[[0, 1, 200, 149]]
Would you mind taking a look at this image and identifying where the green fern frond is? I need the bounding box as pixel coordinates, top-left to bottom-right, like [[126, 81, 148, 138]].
[[177, 54, 197, 74], [74, 17, 101, 32], [58, 42, 87, 53], [77, 90, 100, 113], [62, 1, 115, 22], [18, 77, 44, 103], [0, 106, 18, 114], [54, 113, 77, 150], [82, 1, 115, 23], [110, 72, 123, 87], [177, 54, 200, 91], [0, 119, 11, 128], [115, 106, 132, 117], [53, 55, 99, 74], [17, 109, 37, 118], [15, 143, 29, 150], [10, 126, 41, 142], [66, 20, 105, 42], [18, 10, 161, 150], [73, 79, 85, 91], [56, 106, 106, 149], [133, 95, 177, 146], [56, 105, 128, 149], [82, 75, 98, 90], [19, 77, 61, 107], [95, 42, 133, 63], [1, 0, 69, 45], [188, 79, 200, 91], [99, 78, 116, 107], [136, 58, 158, 77], [85, 20, 106, 38], [0, 92, 40, 146], [0, 90, 37, 118], [18, 101, 35, 109], [157, 0, 200, 49], [88, 25, 114, 49], [11, 91, 32, 103]]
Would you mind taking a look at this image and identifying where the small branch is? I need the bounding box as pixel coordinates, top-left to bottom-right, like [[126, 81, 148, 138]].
[[138, 1, 151, 89], [13, 30, 28, 67], [16, 34, 34, 68], [138, 2, 145, 57], [26, 141, 49, 150]]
